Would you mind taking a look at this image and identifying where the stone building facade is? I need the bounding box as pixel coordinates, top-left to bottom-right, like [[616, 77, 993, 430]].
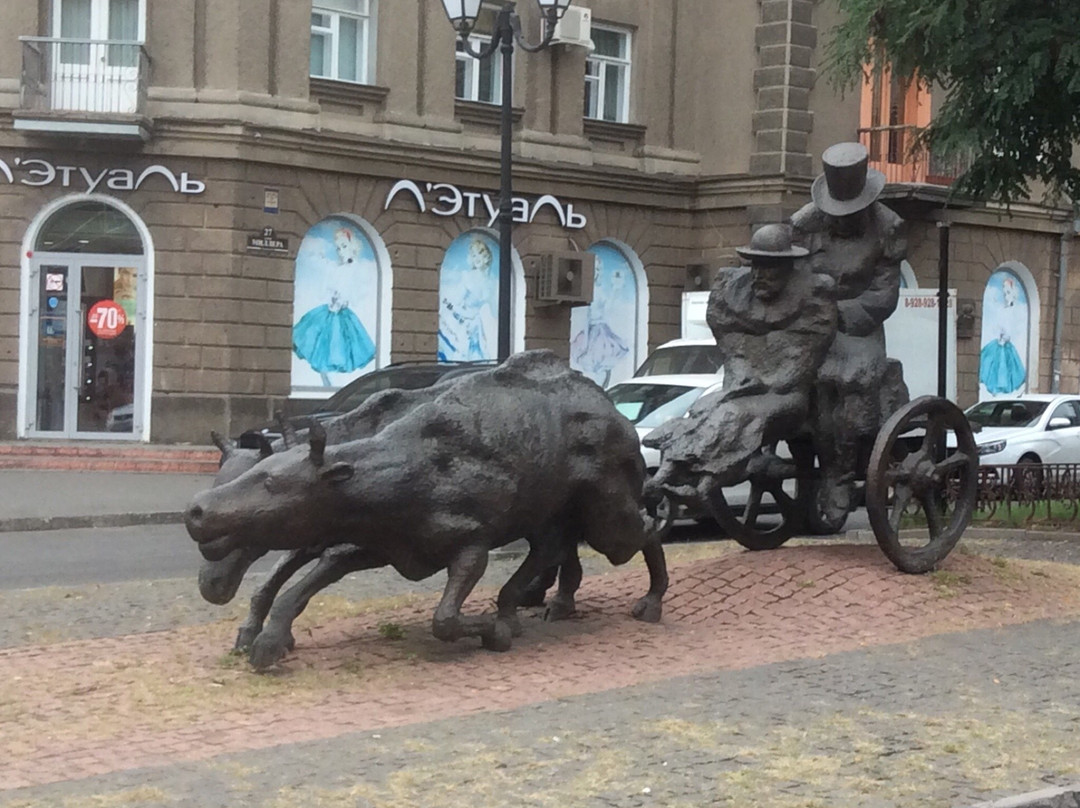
[[0, 0, 1076, 443]]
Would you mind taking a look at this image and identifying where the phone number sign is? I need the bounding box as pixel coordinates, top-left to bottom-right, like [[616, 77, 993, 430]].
[[87, 300, 128, 339]]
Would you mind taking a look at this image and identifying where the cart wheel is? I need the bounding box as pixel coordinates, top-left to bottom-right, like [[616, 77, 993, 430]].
[[703, 443, 811, 550], [866, 396, 978, 574]]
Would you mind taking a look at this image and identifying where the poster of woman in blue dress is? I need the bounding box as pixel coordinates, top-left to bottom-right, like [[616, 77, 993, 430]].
[[979, 270, 1028, 397], [570, 243, 639, 387], [291, 217, 378, 392], [438, 232, 500, 362]]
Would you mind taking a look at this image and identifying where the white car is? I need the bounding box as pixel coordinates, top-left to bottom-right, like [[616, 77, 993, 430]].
[[634, 339, 722, 377], [607, 373, 725, 471], [607, 373, 725, 520], [962, 394, 1080, 465]]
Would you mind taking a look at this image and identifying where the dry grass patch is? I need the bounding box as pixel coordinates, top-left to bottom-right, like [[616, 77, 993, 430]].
[[0, 786, 173, 808]]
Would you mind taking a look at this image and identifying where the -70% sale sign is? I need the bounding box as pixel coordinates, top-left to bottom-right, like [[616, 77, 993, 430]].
[[87, 300, 128, 339]]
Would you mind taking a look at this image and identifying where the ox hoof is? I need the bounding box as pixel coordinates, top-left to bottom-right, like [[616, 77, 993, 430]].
[[249, 631, 291, 670], [234, 624, 260, 651], [631, 596, 663, 624], [543, 594, 576, 622], [500, 613, 523, 638], [481, 620, 513, 652]]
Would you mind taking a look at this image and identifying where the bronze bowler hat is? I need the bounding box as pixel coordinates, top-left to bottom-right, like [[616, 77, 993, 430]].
[[810, 142, 886, 216], [736, 223, 809, 260]]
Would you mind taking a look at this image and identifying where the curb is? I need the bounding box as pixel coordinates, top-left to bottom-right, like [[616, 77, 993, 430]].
[[0, 443, 220, 474], [967, 784, 1080, 808], [0, 511, 185, 534], [846, 528, 1080, 543]]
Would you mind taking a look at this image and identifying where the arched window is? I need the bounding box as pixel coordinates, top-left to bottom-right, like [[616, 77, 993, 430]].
[[291, 215, 388, 395], [437, 230, 524, 361], [570, 240, 647, 387], [898, 259, 917, 289], [979, 266, 1034, 398], [36, 200, 144, 254]]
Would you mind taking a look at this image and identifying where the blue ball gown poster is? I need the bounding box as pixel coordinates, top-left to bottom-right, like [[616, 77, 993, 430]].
[[979, 270, 1028, 397], [291, 217, 378, 393]]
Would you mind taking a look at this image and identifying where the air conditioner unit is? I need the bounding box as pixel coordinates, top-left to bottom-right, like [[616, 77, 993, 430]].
[[537, 252, 595, 305], [550, 6, 593, 49]]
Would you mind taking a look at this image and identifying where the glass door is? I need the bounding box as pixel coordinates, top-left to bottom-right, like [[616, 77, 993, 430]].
[[33, 264, 71, 432], [52, 0, 142, 113], [28, 259, 140, 438]]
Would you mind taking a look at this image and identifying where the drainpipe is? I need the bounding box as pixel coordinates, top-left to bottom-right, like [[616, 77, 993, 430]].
[[1050, 217, 1078, 393]]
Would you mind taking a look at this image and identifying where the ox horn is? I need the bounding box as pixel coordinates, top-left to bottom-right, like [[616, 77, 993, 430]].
[[275, 410, 298, 449], [210, 431, 235, 463], [309, 421, 327, 467], [255, 434, 275, 460]]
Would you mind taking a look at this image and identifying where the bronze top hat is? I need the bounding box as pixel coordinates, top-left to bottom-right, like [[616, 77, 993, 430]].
[[810, 142, 886, 217], [736, 223, 809, 260]]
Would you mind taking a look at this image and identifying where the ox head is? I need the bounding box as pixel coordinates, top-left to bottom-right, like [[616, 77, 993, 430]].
[[185, 423, 357, 562], [198, 431, 269, 604]]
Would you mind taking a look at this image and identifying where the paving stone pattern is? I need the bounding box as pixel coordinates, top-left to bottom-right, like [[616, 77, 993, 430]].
[[3, 541, 1080, 806]]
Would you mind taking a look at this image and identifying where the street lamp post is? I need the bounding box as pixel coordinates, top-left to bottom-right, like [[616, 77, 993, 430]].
[[439, 0, 574, 362]]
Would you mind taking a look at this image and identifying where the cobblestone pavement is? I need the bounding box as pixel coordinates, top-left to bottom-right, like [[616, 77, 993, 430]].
[[3, 536, 1080, 806]]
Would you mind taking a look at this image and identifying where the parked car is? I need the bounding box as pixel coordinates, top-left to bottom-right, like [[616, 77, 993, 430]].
[[634, 338, 723, 377], [959, 394, 1080, 465], [607, 373, 725, 520], [105, 403, 134, 432], [237, 360, 495, 449]]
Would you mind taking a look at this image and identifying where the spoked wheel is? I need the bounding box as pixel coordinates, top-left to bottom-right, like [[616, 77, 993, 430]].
[[703, 442, 812, 550], [866, 396, 978, 574]]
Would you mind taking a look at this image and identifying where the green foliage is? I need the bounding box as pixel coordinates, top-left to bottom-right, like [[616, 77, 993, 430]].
[[376, 621, 405, 640], [826, 0, 1080, 207]]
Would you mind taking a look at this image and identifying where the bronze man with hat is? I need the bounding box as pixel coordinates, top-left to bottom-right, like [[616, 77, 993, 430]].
[[791, 142, 909, 529], [644, 224, 837, 503]]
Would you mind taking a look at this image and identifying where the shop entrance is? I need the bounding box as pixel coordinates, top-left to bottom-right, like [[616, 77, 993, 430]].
[[25, 200, 147, 439]]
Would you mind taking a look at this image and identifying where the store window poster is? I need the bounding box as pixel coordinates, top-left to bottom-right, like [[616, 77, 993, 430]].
[[979, 269, 1029, 397], [570, 243, 638, 387], [437, 232, 500, 362], [292, 217, 378, 390]]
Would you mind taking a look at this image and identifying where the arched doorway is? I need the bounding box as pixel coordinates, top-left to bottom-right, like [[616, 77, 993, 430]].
[[20, 196, 152, 439]]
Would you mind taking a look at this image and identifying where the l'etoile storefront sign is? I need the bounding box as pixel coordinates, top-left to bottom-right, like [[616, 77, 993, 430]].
[[384, 179, 587, 230], [0, 156, 206, 194]]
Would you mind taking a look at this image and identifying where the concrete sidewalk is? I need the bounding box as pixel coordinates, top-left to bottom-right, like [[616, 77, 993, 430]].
[[0, 468, 216, 532]]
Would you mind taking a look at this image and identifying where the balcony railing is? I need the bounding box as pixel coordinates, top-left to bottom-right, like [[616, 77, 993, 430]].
[[19, 37, 150, 118], [858, 124, 970, 187]]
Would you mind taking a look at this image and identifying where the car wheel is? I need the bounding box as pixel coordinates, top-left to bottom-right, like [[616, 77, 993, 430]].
[[1011, 455, 1044, 499]]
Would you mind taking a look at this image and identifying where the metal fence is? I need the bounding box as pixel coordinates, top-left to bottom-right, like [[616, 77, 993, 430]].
[[857, 124, 970, 186], [969, 464, 1080, 525], [20, 37, 149, 116]]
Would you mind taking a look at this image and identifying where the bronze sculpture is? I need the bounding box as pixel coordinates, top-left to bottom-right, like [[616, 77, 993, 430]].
[[645, 142, 978, 572], [185, 351, 668, 669], [644, 223, 837, 507], [791, 142, 909, 529]]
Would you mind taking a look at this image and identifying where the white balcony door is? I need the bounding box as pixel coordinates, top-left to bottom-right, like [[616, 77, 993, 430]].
[[51, 0, 143, 113]]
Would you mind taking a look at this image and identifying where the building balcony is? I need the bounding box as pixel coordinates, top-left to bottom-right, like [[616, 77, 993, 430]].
[[858, 124, 969, 187], [14, 37, 151, 140]]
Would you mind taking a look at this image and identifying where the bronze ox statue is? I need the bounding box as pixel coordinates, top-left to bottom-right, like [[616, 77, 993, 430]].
[[185, 351, 668, 669]]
